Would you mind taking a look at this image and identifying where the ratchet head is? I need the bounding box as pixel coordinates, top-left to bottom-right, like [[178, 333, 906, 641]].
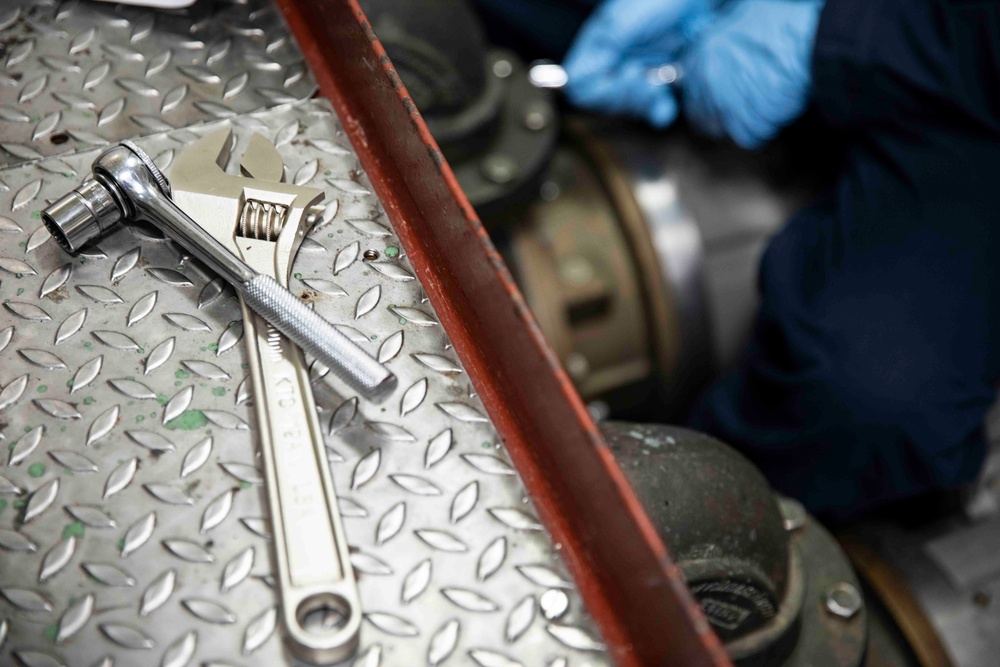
[[42, 141, 168, 254]]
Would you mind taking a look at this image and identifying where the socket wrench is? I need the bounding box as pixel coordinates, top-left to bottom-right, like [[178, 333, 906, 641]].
[[41, 139, 397, 402]]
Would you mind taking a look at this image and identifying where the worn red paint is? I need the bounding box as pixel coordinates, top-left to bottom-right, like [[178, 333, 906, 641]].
[[276, 1, 732, 664]]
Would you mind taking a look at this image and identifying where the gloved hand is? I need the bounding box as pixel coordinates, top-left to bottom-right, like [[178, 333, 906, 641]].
[[680, 0, 824, 148], [562, 0, 721, 127]]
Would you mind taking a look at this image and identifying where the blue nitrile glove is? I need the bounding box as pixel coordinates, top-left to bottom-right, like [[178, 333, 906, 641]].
[[562, 0, 723, 127], [680, 0, 824, 149]]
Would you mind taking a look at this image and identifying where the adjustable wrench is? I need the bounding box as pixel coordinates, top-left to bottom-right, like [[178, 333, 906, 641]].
[[166, 129, 362, 663], [42, 130, 369, 662]]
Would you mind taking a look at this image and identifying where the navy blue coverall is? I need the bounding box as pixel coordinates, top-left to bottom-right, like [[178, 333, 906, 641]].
[[690, 0, 1000, 518], [476, 0, 1000, 518]]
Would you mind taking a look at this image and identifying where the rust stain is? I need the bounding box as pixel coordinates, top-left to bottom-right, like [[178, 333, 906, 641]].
[[275, 0, 731, 663]]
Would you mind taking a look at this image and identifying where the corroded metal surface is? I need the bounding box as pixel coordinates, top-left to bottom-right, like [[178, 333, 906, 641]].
[[0, 101, 608, 665], [602, 423, 867, 667], [0, 0, 317, 168], [282, 4, 729, 662]]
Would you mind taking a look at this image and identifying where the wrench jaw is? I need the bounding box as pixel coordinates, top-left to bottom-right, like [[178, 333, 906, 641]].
[[237, 182, 324, 285], [169, 125, 233, 192], [240, 131, 286, 182], [170, 126, 326, 279], [232, 129, 326, 280]]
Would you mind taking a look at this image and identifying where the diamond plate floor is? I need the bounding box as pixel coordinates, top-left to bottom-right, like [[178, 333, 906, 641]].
[[0, 0, 317, 169], [0, 94, 608, 667]]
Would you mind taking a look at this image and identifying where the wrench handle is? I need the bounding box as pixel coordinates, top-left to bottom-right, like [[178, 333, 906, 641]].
[[241, 307, 361, 664], [239, 274, 397, 402]]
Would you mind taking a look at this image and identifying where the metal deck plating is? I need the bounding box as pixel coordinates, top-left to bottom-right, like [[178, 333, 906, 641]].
[[0, 99, 608, 665], [0, 0, 317, 169]]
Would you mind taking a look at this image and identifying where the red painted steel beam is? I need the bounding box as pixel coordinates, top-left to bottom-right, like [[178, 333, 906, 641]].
[[277, 1, 731, 664]]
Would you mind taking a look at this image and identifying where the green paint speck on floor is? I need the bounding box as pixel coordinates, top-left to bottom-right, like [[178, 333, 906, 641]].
[[62, 521, 85, 540], [0, 499, 7, 515], [116, 538, 125, 552], [83, 397, 94, 405], [36, 385, 47, 393], [43, 623, 58, 643], [294, 272, 303, 279], [165, 410, 209, 431], [13, 499, 26, 509], [83, 341, 92, 349], [207, 343, 218, 351], [66, 380, 73, 388], [174, 381, 182, 387], [398, 318, 407, 325], [27, 463, 45, 477], [175, 369, 190, 379], [482, 442, 491, 449], [385, 246, 400, 257], [239, 481, 251, 490], [155, 395, 169, 405], [212, 387, 226, 397], [135, 415, 144, 424]]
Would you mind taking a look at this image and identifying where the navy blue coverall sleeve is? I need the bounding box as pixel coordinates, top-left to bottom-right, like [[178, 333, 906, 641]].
[[690, 0, 1000, 519]]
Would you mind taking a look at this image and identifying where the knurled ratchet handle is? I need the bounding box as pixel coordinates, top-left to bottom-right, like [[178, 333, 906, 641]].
[[239, 274, 397, 401]]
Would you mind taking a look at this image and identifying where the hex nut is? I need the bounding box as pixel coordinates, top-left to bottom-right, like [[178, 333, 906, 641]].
[[492, 59, 513, 79], [480, 154, 518, 185], [522, 101, 553, 132], [824, 582, 863, 620]]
